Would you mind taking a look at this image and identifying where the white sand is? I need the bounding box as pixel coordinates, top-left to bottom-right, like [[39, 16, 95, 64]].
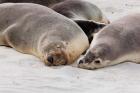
[[0, 0, 140, 93]]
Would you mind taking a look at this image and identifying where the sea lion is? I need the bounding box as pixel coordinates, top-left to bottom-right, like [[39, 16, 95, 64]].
[[78, 13, 140, 69], [0, 3, 89, 66], [51, 0, 109, 43], [0, 0, 109, 24], [0, 0, 108, 43], [51, 0, 109, 24]]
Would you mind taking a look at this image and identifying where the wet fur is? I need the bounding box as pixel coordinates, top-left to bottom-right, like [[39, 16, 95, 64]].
[[75, 20, 106, 43], [0, 0, 66, 7], [51, 0, 109, 42], [0, 0, 109, 43]]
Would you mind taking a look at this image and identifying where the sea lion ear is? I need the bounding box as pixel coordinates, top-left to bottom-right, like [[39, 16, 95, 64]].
[[74, 20, 106, 35]]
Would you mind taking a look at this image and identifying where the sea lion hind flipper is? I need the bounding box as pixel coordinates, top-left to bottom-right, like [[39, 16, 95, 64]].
[[74, 20, 106, 43], [74, 20, 106, 35]]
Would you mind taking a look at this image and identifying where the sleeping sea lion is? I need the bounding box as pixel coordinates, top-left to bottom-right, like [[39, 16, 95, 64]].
[[0, 0, 108, 43], [0, 3, 89, 66], [78, 13, 140, 69], [51, 0, 109, 43]]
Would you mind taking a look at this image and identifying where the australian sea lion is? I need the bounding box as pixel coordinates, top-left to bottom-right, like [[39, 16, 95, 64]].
[[51, 0, 109, 43], [0, 0, 109, 24], [78, 13, 140, 69], [0, 3, 89, 66], [0, 0, 108, 43], [51, 0, 109, 24]]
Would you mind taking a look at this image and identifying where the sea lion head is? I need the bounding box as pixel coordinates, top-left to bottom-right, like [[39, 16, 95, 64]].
[[78, 44, 112, 69], [41, 41, 70, 66]]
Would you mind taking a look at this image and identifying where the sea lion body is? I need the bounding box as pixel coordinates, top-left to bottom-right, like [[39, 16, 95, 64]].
[[78, 13, 140, 69], [51, 0, 109, 24], [0, 0, 108, 43], [0, 3, 89, 66]]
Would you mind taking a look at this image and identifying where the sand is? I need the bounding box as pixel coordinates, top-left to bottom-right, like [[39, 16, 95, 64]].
[[0, 0, 140, 93]]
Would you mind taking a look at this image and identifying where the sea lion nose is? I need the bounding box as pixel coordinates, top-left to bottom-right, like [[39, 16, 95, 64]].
[[47, 56, 54, 64], [79, 60, 84, 64]]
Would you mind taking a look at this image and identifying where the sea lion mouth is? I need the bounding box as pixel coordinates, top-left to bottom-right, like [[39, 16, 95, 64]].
[[45, 48, 70, 66]]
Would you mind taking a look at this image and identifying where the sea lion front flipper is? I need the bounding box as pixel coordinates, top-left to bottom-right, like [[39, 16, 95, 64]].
[[74, 20, 106, 43]]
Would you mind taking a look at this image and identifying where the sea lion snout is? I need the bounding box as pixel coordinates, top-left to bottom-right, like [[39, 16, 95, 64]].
[[44, 47, 69, 66], [41, 41, 70, 66], [78, 51, 103, 69], [47, 55, 54, 64], [78, 45, 111, 69]]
